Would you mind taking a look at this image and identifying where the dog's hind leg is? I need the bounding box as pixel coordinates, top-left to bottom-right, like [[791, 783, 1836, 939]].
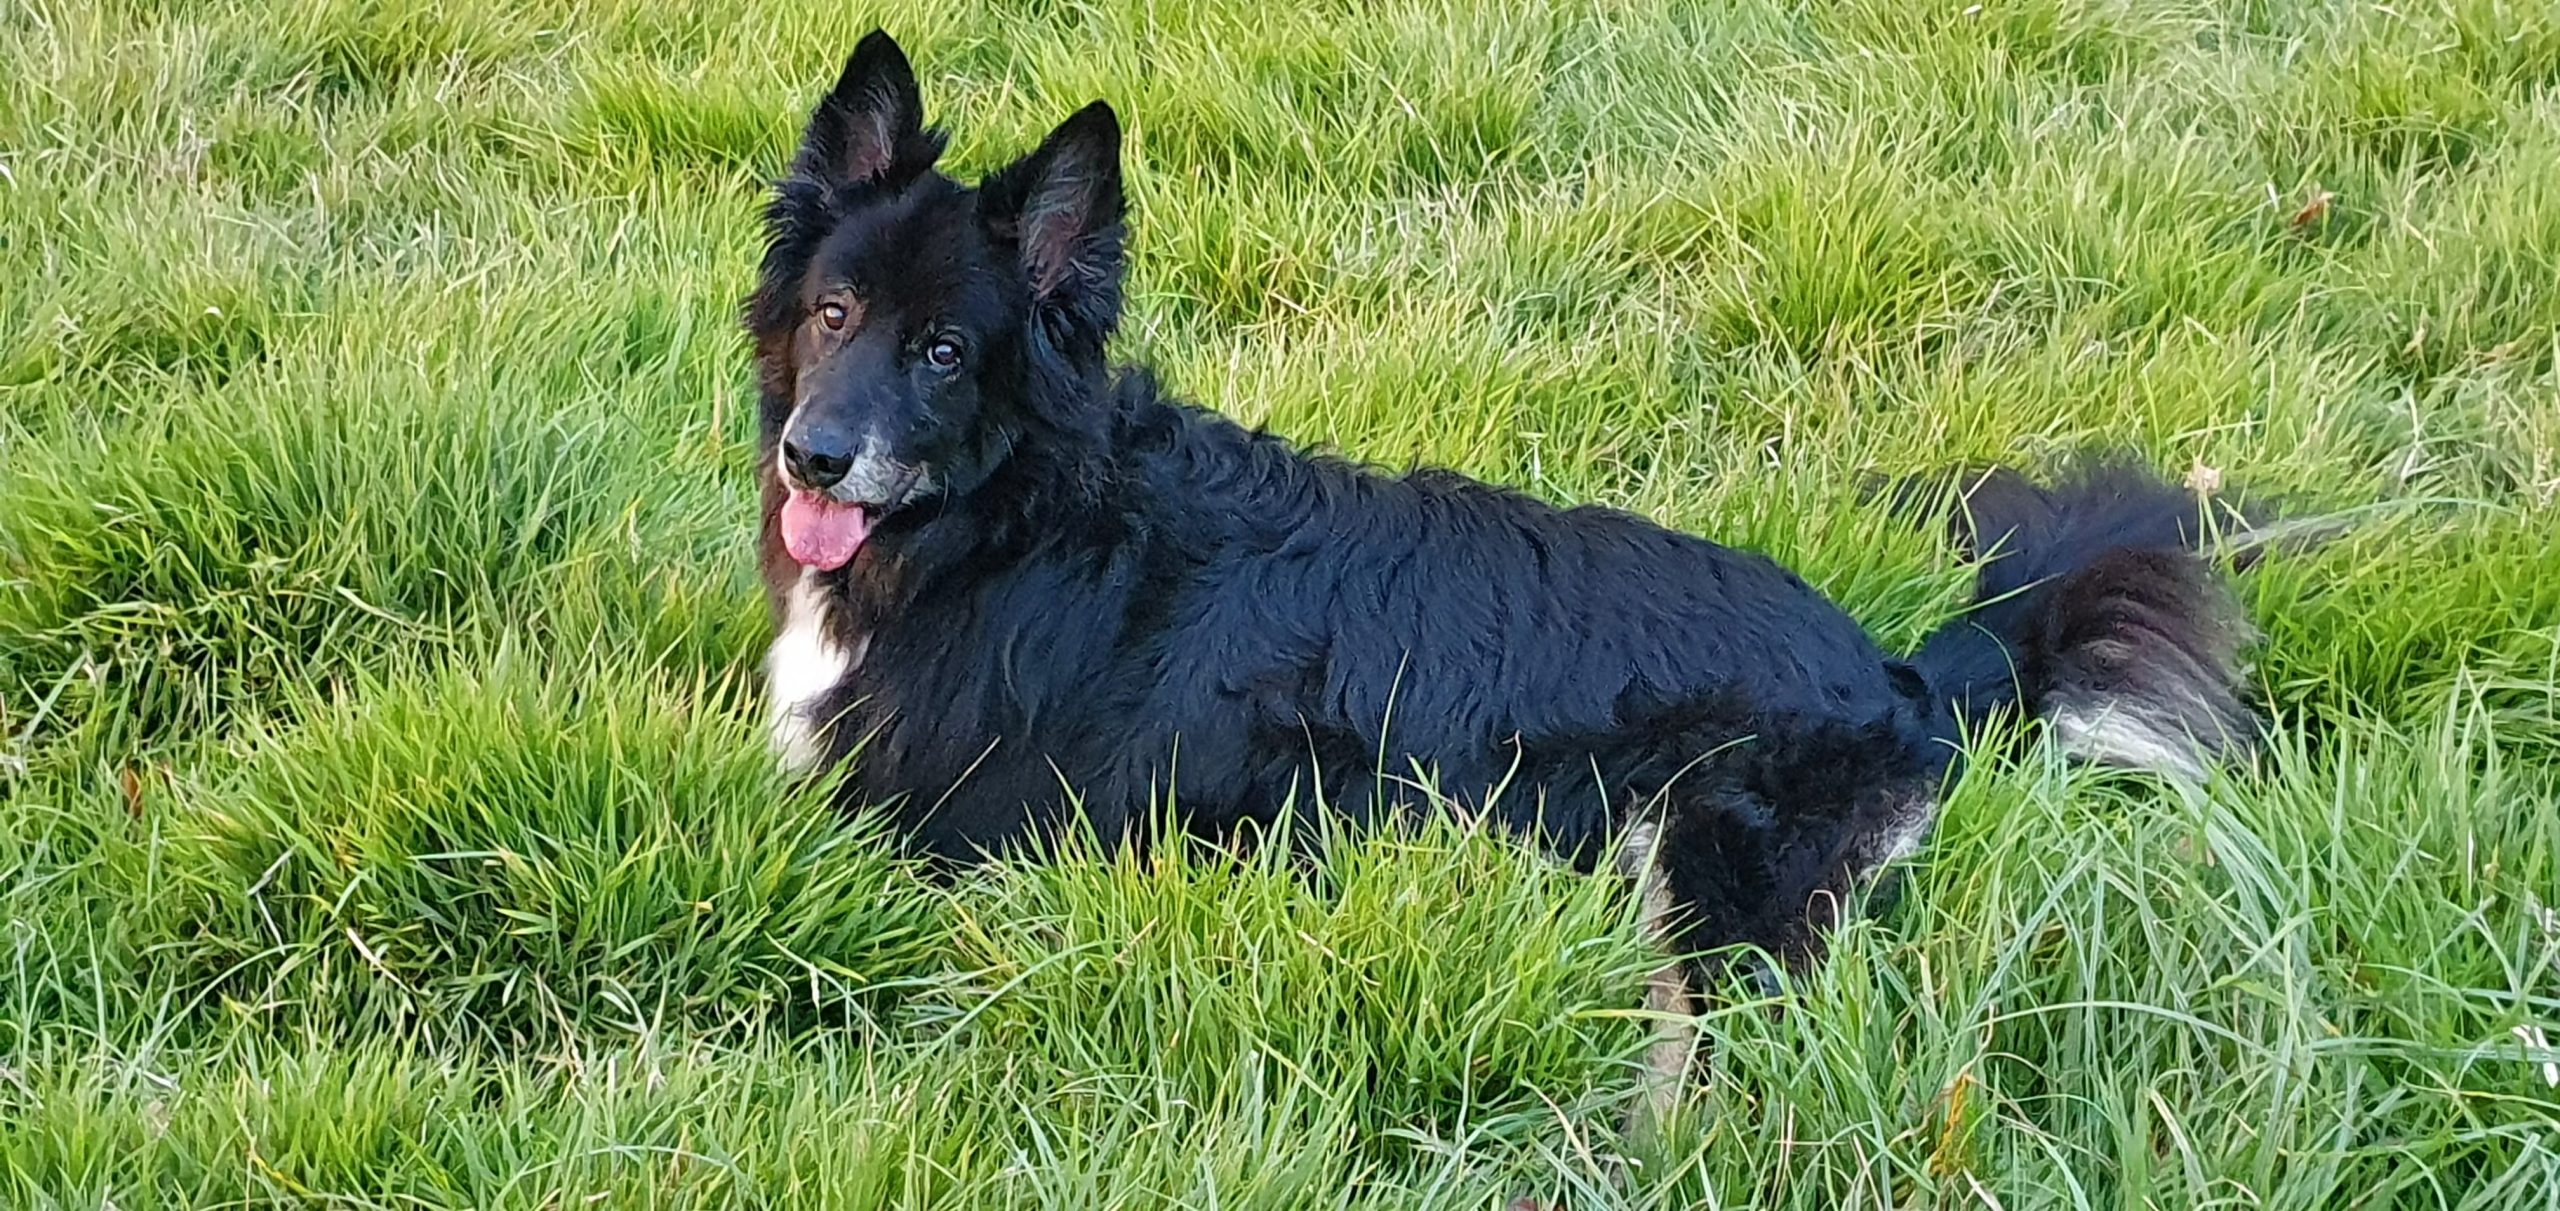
[[1612, 737, 1943, 1143], [1614, 818, 1699, 1141]]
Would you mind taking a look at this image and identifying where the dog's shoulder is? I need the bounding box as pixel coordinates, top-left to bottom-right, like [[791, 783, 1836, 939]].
[[1103, 368, 1238, 452], [1100, 368, 1371, 501]]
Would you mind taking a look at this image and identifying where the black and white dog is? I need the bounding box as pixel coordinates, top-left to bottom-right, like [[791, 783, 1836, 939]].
[[748, 30, 2256, 1053]]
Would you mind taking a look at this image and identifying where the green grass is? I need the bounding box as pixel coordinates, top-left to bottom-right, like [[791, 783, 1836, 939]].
[[3, 0, 2557, 1204]]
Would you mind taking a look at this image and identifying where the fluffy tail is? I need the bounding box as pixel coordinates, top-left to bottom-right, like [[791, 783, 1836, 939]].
[[1909, 462, 2258, 781]]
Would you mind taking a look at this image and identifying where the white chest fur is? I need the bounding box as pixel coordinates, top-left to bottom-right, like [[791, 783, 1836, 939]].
[[767, 572, 864, 773]]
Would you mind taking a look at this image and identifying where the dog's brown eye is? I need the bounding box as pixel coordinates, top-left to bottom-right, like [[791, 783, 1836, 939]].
[[817, 302, 848, 332], [925, 338, 963, 369]]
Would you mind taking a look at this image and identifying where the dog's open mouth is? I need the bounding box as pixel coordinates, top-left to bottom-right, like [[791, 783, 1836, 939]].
[[780, 491, 875, 570]]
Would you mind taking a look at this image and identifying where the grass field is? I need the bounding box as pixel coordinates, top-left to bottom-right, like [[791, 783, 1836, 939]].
[[4, 0, 2559, 1205]]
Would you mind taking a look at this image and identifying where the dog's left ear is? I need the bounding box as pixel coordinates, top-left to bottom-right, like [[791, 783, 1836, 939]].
[[795, 30, 944, 194], [981, 102, 1126, 343]]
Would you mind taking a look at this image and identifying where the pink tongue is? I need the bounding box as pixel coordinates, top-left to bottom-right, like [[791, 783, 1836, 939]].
[[779, 492, 874, 570]]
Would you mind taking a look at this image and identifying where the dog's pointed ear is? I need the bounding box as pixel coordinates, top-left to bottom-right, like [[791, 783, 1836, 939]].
[[793, 30, 943, 193], [980, 101, 1126, 335]]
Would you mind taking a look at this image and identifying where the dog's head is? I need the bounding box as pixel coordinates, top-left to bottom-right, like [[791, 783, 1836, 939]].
[[746, 31, 1124, 572]]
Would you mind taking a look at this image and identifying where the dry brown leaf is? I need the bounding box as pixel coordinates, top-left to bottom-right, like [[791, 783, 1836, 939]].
[[2184, 457, 2224, 497], [2289, 186, 2335, 233], [1928, 1069, 1979, 1179]]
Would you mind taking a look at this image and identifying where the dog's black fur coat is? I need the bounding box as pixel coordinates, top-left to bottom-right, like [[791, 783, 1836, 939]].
[[750, 33, 2256, 969]]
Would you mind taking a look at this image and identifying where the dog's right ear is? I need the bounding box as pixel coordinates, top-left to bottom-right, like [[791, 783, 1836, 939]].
[[790, 30, 944, 196], [979, 101, 1126, 351]]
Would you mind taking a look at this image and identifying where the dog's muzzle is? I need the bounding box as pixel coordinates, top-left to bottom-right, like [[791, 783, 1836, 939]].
[[781, 434, 931, 510]]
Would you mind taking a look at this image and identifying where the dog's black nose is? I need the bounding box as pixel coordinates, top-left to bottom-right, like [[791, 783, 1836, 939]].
[[784, 437, 853, 490]]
